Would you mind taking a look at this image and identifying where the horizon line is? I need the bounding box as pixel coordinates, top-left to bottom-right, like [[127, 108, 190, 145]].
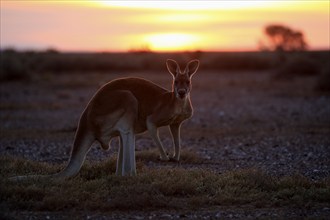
[[1, 46, 329, 54]]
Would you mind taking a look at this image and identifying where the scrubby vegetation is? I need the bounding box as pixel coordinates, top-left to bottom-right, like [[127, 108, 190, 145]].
[[0, 49, 31, 81], [1, 49, 328, 81], [1, 155, 329, 212], [273, 53, 324, 79], [315, 65, 330, 92]]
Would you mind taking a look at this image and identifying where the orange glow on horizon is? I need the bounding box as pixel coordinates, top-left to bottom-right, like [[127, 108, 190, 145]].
[[143, 33, 199, 52], [94, 1, 279, 10], [1, 1, 329, 52]]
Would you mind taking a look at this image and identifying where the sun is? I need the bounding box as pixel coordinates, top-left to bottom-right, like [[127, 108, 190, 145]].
[[144, 33, 199, 52]]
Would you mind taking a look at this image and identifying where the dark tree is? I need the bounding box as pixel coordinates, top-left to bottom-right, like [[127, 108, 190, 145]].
[[262, 24, 308, 51]]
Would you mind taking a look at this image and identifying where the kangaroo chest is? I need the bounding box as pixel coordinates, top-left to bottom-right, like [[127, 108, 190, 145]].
[[162, 101, 193, 125]]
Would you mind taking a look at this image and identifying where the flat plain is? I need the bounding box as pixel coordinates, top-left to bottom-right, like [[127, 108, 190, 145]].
[[1, 61, 329, 218]]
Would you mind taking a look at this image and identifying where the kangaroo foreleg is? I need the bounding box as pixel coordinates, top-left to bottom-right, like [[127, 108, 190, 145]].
[[170, 123, 181, 161], [147, 117, 169, 161]]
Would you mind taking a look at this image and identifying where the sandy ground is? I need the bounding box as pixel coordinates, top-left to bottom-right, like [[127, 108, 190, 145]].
[[1, 70, 329, 218]]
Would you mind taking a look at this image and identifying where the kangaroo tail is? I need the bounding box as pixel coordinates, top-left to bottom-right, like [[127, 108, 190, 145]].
[[9, 111, 95, 181], [52, 127, 95, 179]]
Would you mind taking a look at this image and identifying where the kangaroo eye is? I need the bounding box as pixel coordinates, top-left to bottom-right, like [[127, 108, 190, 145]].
[[186, 80, 190, 84]]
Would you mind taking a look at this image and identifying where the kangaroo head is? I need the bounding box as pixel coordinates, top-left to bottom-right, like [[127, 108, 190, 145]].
[[166, 59, 200, 99]]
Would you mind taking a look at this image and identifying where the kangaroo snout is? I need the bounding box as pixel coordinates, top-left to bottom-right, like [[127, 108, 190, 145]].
[[177, 89, 187, 99]]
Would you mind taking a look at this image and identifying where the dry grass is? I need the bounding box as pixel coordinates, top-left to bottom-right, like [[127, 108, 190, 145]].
[[136, 148, 203, 164], [1, 155, 329, 212]]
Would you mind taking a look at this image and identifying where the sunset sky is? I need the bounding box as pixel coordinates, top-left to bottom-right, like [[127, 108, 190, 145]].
[[1, 0, 329, 52]]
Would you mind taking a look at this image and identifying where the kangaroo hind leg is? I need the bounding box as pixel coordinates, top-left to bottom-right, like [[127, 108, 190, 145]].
[[117, 128, 136, 176], [114, 91, 138, 176]]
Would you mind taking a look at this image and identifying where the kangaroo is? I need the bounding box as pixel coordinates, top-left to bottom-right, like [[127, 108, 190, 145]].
[[10, 59, 199, 180]]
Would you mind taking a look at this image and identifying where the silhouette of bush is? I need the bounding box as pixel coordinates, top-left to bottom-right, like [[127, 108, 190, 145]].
[[262, 24, 308, 52]]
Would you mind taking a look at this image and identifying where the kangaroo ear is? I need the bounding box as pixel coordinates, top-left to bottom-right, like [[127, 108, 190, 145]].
[[185, 59, 200, 78], [166, 59, 180, 77]]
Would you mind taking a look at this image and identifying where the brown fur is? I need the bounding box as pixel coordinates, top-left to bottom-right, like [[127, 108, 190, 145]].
[[10, 59, 199, 180]]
